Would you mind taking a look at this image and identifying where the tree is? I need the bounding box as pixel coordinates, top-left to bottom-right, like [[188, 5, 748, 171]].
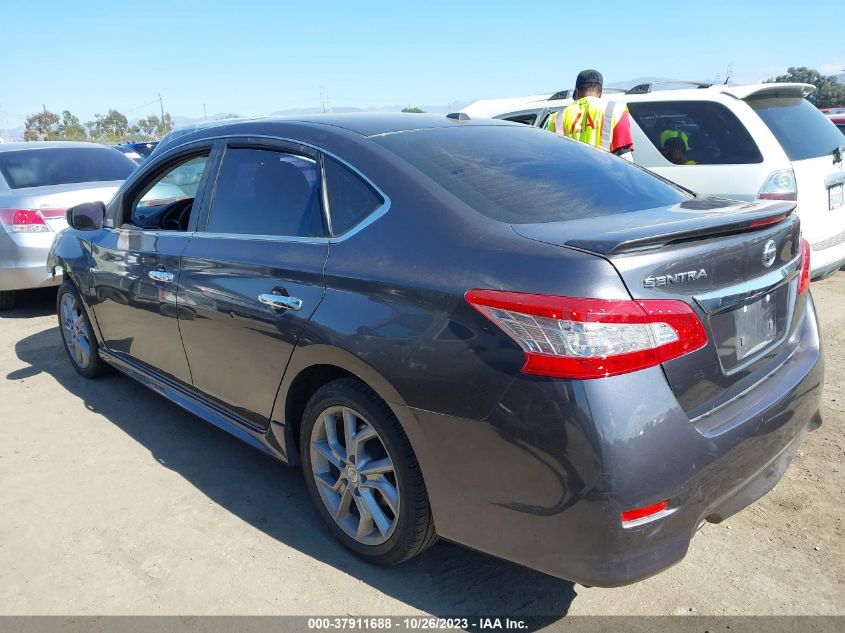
[[401, 106, 425, 113], [766, 67, 845, 108], [136, 112, 173, 140], [55, 110, 87, 140], [86, 109, 130, 142], [23, 107, 60, 141]]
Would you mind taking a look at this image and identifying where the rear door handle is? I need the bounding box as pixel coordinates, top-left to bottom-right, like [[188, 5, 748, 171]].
[[148, 270, 175, 283], [258, 293, 303, 311]]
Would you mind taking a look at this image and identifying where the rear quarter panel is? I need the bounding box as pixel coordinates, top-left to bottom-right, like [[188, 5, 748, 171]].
[[275, 139, 633, 423]]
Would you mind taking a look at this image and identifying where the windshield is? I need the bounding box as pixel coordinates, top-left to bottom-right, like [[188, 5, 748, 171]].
[[372, 125, 688, 224], [0, 147, 135, 190], [749, 97, 844, 161]]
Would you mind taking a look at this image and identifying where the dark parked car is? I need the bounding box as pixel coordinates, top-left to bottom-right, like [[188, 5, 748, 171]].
[[48, 114, 822, 587], [111, 142, 158, 164]]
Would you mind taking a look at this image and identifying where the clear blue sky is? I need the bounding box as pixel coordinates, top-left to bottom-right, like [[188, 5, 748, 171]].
[[0, 0, 839, 127]]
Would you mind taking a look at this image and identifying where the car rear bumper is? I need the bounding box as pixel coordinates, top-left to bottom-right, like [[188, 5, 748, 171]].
[[808, 228, 845, 279], [403, 295, 823, 587], [0, 231, 61, 291]]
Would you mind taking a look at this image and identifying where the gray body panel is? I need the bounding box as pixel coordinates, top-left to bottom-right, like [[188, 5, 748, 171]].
[[47, 115, 824, 586]]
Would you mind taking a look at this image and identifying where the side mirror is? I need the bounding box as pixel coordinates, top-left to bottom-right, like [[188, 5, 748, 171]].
[[67, 201, 105, 231]]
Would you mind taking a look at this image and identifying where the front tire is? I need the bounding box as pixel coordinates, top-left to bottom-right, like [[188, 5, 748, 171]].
[[57, 282, 108, 378], [300, 378, 437, 565], [0, 290, 15, 311]]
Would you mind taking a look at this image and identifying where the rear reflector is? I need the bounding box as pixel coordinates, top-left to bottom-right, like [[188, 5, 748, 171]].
[[798, 237, 811, 295], [465, 290, 708, 380], [621, 500, 670, 524], [0, 208, 55, 233]]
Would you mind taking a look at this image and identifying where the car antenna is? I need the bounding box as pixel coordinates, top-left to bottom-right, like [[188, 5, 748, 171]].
[[446, 112, 470, 120]]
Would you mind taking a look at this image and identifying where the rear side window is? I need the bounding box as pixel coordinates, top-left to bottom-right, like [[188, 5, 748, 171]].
[[0, 147, 135, 189], [207, 148, 325, 238], [372, 126, 688, 224], [628, 101, 762, 165], [325, 157, 383, 235], [750, 97, 845, 161]]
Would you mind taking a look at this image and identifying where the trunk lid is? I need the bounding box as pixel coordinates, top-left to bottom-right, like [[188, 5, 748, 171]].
[[512, 197, 804, 418]]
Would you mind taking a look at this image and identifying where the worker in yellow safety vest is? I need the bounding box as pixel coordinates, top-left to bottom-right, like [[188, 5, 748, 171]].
[[546, 69, 634, 160], [659, 129, 690, 150]]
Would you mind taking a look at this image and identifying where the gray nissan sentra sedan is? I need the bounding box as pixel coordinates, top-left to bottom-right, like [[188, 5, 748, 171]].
[[47, 114, 823, 586], [0, 142, 136, 309]]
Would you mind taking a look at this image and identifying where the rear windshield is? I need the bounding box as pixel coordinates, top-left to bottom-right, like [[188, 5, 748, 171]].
[[372, 125, 688, 224], [749, 97, 844, 161], [0, 147, 135, 189]]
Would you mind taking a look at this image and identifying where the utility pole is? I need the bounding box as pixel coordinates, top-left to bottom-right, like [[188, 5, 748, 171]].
[[158, 93, 167, 135]]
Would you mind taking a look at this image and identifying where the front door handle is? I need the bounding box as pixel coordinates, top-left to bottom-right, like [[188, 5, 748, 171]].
[[258, 293, 303, 311], [148, 269, 175, 283]]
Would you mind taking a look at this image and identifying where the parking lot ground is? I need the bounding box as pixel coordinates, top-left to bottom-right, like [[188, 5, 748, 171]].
[[0, 279, 843, 620]]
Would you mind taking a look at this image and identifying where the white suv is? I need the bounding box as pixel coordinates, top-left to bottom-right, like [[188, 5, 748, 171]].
[[463, 82, 845, 279]]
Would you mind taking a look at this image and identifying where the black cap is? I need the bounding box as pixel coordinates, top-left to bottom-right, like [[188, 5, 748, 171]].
[[575, 69, 603, 89]]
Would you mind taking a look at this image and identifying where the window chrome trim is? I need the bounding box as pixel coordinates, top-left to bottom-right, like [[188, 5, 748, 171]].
[[319, 153, 333, 237], [151, 133, 391, 242], [190, 231, 329, 245]]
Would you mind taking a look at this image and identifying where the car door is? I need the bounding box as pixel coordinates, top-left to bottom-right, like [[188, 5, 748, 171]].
[[177, 139, 329, 428], [88, 145, 216, 384]]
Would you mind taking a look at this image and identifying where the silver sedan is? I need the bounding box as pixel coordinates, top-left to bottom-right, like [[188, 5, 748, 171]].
[[0, 141, 136, 309]]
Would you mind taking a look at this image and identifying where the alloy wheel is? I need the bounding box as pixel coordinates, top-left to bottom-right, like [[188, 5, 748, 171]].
[[60, 293, 92, 370], [309, 405, 400, 545]]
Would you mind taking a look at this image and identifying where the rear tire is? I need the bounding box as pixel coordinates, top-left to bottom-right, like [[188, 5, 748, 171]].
[[0, 291, 15, 311], [57, 282, 109, 379], [300, 378, 437, 566]]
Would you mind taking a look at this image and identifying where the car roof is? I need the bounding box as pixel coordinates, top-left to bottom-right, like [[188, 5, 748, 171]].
[[622, 82, 816, 103], [0, 141, 114, 152], [461, 94, 563, 118], [155, 113, 519, 154], [468, 83, 820, 121]]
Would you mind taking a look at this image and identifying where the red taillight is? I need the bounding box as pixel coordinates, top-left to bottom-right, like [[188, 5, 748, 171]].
[[798, 238, 811, 295], [0, 208, 51, 233], [621, 500, 670, 524], [465, 290, 708, 380], [757, 169, 797, 202], [38, 208, 67, 220]]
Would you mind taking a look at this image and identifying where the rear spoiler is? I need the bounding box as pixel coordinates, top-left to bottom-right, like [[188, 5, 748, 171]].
[[721, 83, 816, 101], [566, 200, 797, 256]]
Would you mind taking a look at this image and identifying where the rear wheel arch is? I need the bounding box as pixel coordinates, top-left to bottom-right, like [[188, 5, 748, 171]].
[[274, 349, 416, 465]]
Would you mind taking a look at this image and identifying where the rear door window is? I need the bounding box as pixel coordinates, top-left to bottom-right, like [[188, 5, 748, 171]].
[[0, 147, 135, 189], [627, 100, 763, 165], [324, 157, 384, 236], [749, 97, 845, 161], [206, 147, 325, 238]]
